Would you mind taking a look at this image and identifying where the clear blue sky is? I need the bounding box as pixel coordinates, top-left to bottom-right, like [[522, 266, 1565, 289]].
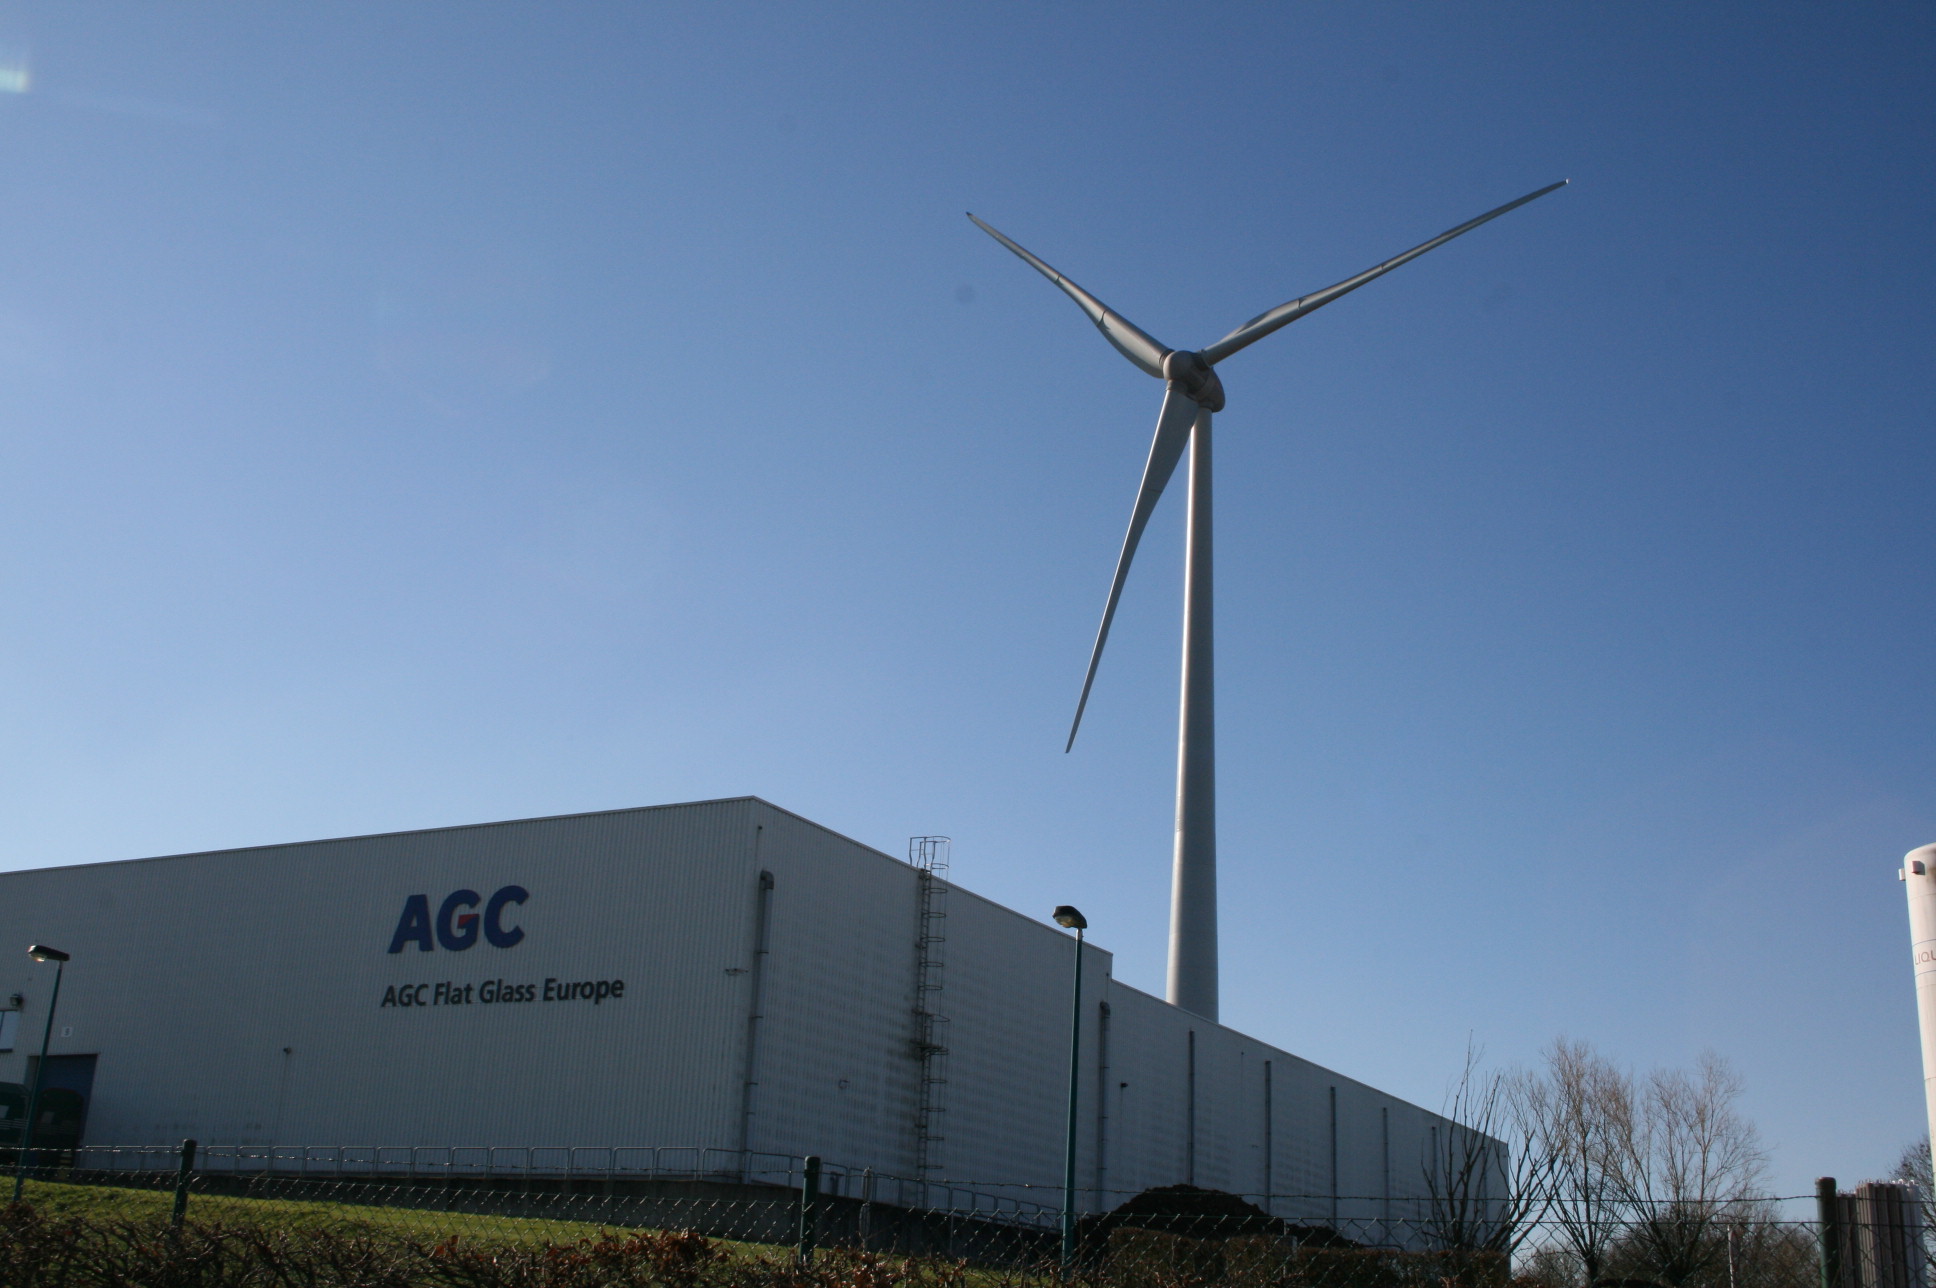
[[1, 2, 1930, 1198]]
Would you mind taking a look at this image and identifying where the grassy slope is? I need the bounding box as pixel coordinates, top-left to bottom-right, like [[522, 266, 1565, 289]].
[[19, 1177, 787, 1257], [14, 1180, 1045, 1287]]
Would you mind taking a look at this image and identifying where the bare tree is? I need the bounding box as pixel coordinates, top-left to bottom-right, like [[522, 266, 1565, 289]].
[[1523, 1038, 1637, 1288], [1610, 1052, 1767, 1287], [1598, 1200, 1812, 1288], [1436, 1040, 1774, 1288], [1425, 1042, 1558, 1269]]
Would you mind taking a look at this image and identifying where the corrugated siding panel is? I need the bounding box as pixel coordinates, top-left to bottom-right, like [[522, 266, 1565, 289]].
[[929, 889, 1108, 1192], [1095, 980, 1460, 1220]]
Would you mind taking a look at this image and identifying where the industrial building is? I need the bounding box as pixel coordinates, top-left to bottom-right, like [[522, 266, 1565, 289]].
[[0, 796, 1476, 1224]]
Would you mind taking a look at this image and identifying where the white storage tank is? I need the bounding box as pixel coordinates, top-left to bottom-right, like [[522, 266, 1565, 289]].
[[1903, 843, 1936, 1155]]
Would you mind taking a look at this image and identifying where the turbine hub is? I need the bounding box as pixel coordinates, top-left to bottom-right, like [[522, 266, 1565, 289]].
[[1162, 350, 1225, 413]]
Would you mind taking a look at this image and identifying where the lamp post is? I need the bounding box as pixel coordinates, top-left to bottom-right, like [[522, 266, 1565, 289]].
[[1052, 906, 1087, 1270], [12, 944, 70, 1204]]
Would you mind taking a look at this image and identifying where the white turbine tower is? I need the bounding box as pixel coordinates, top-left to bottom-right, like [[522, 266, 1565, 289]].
[[973, 182, 1566, 1020]]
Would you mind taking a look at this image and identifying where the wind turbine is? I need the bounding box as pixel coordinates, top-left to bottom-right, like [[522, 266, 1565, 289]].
[[971, 181, 1566, 1021]]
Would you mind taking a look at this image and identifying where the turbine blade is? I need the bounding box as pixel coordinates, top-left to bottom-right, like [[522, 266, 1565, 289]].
[[1067, 387, 1202, 751], [1200, 180, 1568, 366], [968, 213, 1171, 379]]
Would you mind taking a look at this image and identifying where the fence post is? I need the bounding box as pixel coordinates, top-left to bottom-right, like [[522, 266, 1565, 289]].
[[171, 1139, 198, 1229], [797, 1155, 821, 1264], [1816, 1176, 1842, 1288], [859, 1167, 874, 1251]]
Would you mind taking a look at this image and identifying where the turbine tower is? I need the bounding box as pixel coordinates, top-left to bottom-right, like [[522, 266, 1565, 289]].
[[972, 182, 1565, 1020]]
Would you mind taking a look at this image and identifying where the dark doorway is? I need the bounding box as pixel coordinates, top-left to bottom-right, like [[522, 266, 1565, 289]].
[[26, 1054, 98, 1146]]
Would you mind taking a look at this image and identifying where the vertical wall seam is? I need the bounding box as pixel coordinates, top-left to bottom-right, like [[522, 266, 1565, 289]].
[[1261, 1059, 1273, 1211], [1328, 1085, 1339, 1226], [1185, 1029, 1197, 1185], [1428, 1120, 1440, 1224], [1381, 1104, 1390, 1243], [1094, 1000, 1111, 1203]]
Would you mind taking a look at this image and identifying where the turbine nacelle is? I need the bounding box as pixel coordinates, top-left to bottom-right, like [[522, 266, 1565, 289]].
[[1162, 350, 1225, 412]]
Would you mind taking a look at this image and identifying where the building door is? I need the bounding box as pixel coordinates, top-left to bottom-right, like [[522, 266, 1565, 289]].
[[26, 1053, 98, 1146]]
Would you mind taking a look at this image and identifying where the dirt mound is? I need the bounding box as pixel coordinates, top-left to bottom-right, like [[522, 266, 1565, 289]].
[[1078, 1184, 1360, 1249]]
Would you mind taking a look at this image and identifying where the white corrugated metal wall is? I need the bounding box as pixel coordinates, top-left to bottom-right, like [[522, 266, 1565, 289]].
[[0, 796, 1486, 1218]]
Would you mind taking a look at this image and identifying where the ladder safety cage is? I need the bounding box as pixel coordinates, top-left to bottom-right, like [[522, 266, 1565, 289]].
[[908, 835, 952, 1181]]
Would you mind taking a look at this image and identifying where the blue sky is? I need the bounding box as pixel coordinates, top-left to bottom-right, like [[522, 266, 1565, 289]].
[[1, 2, 1930, 1197]]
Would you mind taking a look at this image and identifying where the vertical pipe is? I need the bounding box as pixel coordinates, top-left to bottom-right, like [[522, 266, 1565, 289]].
[[1262, 1060, 1274, 1211], [1902, 846, 1936, 1154], [1186, 1030, 1198, 1185], [1169, 413, 1219, 1021], [1061, 927, 1085, 1269], [738, 858, 775, 1173]]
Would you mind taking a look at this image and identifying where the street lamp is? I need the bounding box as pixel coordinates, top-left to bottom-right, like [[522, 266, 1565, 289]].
[[12, 944, 70, 1203], [1052, 906, 1087, 1270]]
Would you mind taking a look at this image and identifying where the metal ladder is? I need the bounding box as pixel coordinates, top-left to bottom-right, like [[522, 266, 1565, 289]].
[[908, 836, 951, 1180]]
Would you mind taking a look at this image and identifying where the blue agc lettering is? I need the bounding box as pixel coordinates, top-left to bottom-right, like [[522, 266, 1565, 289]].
[[437, 889, 481, 951], [387, 894, 434, 954], [388, 885, 528, 953], [484, 885, 528, 948]]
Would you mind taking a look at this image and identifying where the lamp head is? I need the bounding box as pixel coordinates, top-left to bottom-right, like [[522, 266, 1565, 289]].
[[26, 945, 69, 963], [1051, 906, 1087, 931]]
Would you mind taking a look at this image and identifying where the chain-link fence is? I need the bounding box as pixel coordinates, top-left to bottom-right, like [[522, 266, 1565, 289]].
[[0, 1144, 1920, 1288]]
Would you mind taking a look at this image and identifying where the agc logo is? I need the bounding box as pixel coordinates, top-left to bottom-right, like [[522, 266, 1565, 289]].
[[387, 885, 528, 953]]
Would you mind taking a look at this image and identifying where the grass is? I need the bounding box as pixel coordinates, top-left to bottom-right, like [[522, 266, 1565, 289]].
[[18, 1175, 793, 1258], [2, 1182, 1538, 1288], [6, 1178, 1023, 1288]]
